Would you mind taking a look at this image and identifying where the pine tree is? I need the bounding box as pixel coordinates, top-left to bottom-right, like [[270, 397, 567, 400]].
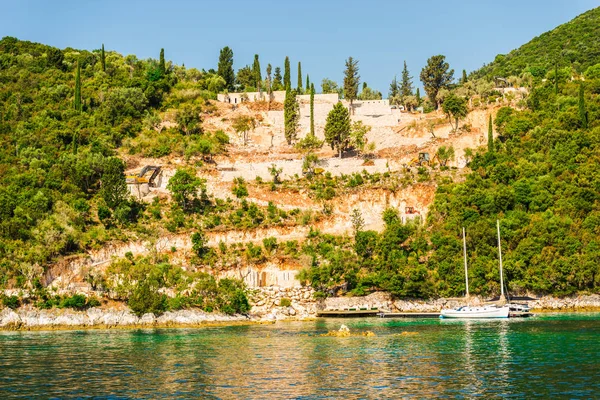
[[400, 61, 413, 99], [343, 57, 360, 106], [252, 54, 261, 92], [284, 87, 299, 144], [416, 88, 421, 106], [389, 76, 398, 102], [306, 74, 310, 91], [273, 67, 283, 90], [488, 114, 494, 153], [159, 48, 166, 75], [310, 83, 315, 137], [218, 46, 235, 91], [579, 83, 588, 129], [325, 102, 351, 158], [101, 43, 106, 72], [297, 61, 302, 92], [462, 69, 467, 84], [74, 60, 82, 112], [420, 55, 454, 109], [284, 56, 291, 89]]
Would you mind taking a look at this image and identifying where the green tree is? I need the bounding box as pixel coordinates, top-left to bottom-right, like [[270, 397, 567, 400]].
[[400, 61, 413, 99], [236, 66, 254, 91], [488, 114, 494, 153], [128, 280, 166, 317], [350, 121, 372, 155], [252, 54, 261, 92], [351, 208, 365, 234], [436, 146, 455, 167], [159, 48, 166, 75], [325, 102, 351, 158], [284, 87, 299, 144], [175, 105, 202, 136], [389, 76, 399, 104], [232, 115, 255, 146], [416, 88, 421, 106], [284, 56, 291, 89], [74, 60, 82, 112], [420, 55, 454, 109], [579, 83, 588, 129], [101, 43, 106, 72], [462, 69, 468, 83], [442, 93, 468, 131], [273, 67, 283, 90], [167, 169, 204, 211], [343, 57, 360, 106], [266, 63, 272, 94], [321, 78, 341, 95], [231, 177, 248, 199], [310, 83, 315, 136], [218, 46, 235, 90], [297, 61, 302, 92], [269, 163, 283, 183], [306, 74, 310, 91], [101, 158, 129, 209], [191, 231, 208, 258]]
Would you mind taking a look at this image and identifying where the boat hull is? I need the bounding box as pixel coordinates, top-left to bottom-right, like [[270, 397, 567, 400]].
[[440, 306, 509, 319]]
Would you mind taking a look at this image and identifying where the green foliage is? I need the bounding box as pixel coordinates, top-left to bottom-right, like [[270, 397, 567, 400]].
[[324, 102, 351, 158], [343, 57, 360, 104], [175, 105, 203, 135], [400, 61, 413, 99], [284, 87, 299, 144], [488, 114, 494, 153], [101, 158, 129, 209], [167, 169, 205, 211], [74, 60, 81, 112], [310, 83, 315, 136], [297, 61, 302, 92], [231, 177, 248, 199], [321, 78, 341, 95], [442, 93, 468, 131], [420, 55, 454, 108], [2, 295, 20, 309], [473, 8, 600, 79], [279, 297, 291, 307], [252, 54, 261, 91], [128, 280, 167, 317], [579, 83, 588, 129], [218, 46, 235, 90], [284, 56, 291, 89]]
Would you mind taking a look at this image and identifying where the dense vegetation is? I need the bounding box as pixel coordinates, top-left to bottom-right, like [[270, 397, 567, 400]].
[[473, 7, 600, 80]]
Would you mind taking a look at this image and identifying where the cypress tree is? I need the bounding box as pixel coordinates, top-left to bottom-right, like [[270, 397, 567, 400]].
[[400, 61, 413, 99], [325, 102, 351, 158], [284, 87, 299, 144], [284, 56, 291, 89], [310, 83, 315, 137], [416, 88, 421, 106], [579, 83, 588, 129], [343, 57, 360, 106], [306, 74, 310, 91], [462, 69, 467, 83], [159, 48, 166, 75], [101, 43, 106, 72], [297, 62, 302, 92], [252, 54, 261, 92], [74, 60, 82, 112], [218, 46, 235, 91], [266, 63, 272, 94], [389, 76, 398, 104], [273, 67, 283, 90], [488, 114, 494, 153]]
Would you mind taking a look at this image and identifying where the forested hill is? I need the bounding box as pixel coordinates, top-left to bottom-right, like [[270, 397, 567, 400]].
[[472, 7, 600, 79]]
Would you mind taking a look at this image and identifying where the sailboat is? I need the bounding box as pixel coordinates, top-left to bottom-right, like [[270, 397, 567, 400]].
[[440, 222, 510, 319]]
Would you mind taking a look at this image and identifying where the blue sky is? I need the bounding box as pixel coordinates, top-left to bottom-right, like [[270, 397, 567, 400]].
[[2, 0, 599, 94]]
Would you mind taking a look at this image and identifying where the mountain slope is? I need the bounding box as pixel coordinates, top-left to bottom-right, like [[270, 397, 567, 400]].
[[472, 7, 600, 79]]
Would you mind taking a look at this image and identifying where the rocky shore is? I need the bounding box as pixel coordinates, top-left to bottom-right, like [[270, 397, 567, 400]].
[[2, 290, 599, 331]]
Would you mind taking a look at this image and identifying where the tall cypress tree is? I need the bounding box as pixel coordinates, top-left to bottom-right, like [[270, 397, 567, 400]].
[[284, 56, 291, 89], [310, 83, 315, 137], [284, 86, 299, 144], [579, 83, 588, 129], [343, 57, 360, 106], [252, 54, 261, 92], [101, 43, 106, 72], [159, 48, 166, 75], [400, 61, 413, 99], [416, 88, 421, 106], [297, 61, 302, 92], [462, 69, 467, 84], [266, 63, 272, 94], [74, 60, 82, 112], [306, 74, 310, 91], [218, 46, 235, 91], [488, 114, 494, 153]]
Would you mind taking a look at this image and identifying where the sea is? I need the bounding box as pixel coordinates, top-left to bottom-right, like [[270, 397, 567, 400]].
[[0, 313, 599, 399]]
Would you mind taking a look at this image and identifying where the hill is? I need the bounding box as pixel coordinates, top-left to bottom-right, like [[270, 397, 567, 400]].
[[472, 7, 600, 79]]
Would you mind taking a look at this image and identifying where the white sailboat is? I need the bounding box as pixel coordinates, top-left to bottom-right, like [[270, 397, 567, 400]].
[[440, 222, 510, 319]]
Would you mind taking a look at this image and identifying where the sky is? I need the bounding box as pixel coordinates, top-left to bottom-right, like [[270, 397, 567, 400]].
[[1, 0, 599, 94]]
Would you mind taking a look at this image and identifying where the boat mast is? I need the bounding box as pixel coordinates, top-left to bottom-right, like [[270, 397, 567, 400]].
[[497, 219, 505, 302], [463, 227, 469, 297]]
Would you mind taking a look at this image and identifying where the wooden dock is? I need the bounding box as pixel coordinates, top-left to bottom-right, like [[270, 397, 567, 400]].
[[316, 309, 380, 317], [378, 312, 441, 318]]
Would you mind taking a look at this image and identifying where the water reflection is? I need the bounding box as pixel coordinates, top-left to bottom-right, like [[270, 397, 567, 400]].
[[0, 315, 599, 398]]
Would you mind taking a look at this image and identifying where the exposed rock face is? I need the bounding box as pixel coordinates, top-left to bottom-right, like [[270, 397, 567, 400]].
[[249, 286, 318, 321], [530, 294, 600, 310]]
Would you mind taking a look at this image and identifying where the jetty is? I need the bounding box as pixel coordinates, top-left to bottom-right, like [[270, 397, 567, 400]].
[[316, 309, 380, 317]]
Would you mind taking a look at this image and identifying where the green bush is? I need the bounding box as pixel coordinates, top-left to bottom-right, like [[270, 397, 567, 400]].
[[1, 295, 20, 309], [128, 281, 167, 317], [279, 298, 292, 307]]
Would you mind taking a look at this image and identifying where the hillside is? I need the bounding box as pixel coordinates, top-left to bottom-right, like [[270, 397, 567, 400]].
[[472, 7, 600, 79]]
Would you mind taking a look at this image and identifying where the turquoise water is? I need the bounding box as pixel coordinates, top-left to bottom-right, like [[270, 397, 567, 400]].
[[0, 313, 599, 399]]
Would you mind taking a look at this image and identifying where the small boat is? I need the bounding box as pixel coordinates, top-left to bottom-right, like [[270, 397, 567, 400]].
[[441, 304, 509, 319], [440, 222, 510, 319]]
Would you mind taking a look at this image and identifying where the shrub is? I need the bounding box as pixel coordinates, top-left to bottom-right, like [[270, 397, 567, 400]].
[[1, 295, 20, 309], [128, 281, 167, 317], [279, 298, 292, 307]]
